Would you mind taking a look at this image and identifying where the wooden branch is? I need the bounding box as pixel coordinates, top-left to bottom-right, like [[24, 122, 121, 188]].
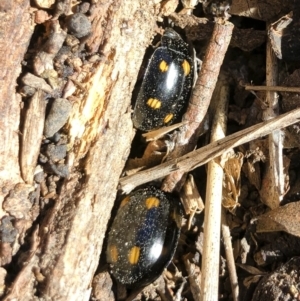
[[161, 20, 234, 192], [260, 35, 283, 208], [36, 5, 155, 300], [245, 85, 300, 93], [119, 107, 300, 193], [221, 210, 239, 301]]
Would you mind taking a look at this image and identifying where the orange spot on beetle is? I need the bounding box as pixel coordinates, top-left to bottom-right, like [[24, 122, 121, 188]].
[[128, 246, 140, 264], [147, 98, 162, 109], [182, 59, 190, 76], [145, 197, 160, 209], [163, 113, 174, 124], [159, 60, 168, 72], [109, 245, 118, 263], [120, 196, 130, 207]]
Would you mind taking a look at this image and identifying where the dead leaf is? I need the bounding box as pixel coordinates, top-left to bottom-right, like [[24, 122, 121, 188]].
[[243, 275, 263, 289], [125, 140, 166, 175], [236, 263, 267, 275], [180, 174, 204, 229], [222, 152, 243, 212], [256, 201, 300, 237]]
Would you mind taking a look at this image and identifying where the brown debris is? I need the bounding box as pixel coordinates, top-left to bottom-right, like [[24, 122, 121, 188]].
[[125, 140, 167, 175], [256, 201, 300, 237], [92, 272, 115, 301], [180, 174, 204, 229], [22, 73, 53, 94], [33, 20, 67, 76], [252, 257, 300, 301], [222, 152, 243, 212]]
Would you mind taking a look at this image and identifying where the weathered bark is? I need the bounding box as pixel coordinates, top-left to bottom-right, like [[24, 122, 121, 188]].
[[0, 0, 33, 186], [0, 0, 156, 300]]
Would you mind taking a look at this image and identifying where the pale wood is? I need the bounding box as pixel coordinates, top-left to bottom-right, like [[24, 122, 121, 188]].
[[222, 209, 240, 301], [260, 37, 283, 208], [20, 91, 46, 184], [200, 82, 229, 301]]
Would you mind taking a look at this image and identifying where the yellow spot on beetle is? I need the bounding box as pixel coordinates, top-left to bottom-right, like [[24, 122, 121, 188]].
[[145, 197, 160, 209], [109, 245, 118, 263], [128, 246, 140, 264], [163, 113, 174, 124], [182, 59, 191, 76], [159, 60, 168, 72], [147, 98, 162, 109], [120, 196, 130, 207]]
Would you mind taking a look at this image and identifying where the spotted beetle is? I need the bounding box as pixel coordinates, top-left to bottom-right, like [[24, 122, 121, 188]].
[[132, 28, 194, 131], [106, 186, 182, 287]]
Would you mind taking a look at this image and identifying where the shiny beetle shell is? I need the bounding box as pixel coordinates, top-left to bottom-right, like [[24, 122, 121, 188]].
[[106, 186, 182, 287], [132, 28, 194, 131]]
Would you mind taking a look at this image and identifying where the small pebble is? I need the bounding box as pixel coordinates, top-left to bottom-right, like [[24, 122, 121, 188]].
[[44, 98, 72, 138], [40, 180, 49, 197], [0, 216, 18, 243], [35, 10, 51, 24], [20, 85, 36, 97], [34, 171, 45, 183], [66, 13, 92, 38], [45, 144, 67, 162], [49, 163, 69, 178], [22, 73, 52, 93], [78, 2, 90, 14], [39, 153, 48, 164], [52, 132, 61, 143]]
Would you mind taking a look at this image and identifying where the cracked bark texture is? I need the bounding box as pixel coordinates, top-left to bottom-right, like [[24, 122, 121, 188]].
[[0, 1, 156, 300]]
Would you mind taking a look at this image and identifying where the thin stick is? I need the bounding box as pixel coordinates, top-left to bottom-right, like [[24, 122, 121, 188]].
[[184, 256, 202, 301], [161, 20, 234, 192], [221, 209, 239, 301], [200, 82, 229, 301], [260, 35, 284, 208], [245, 85, 300, 93], [119, 107, 300, 193]]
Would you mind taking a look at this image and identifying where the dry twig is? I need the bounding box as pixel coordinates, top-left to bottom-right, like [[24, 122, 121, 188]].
[[260, 35, 284, 208], [245, 85, 300, 93], [161, 20, 234, 192], [119, 107, 300, 192], [222, 210, 239, 301]]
